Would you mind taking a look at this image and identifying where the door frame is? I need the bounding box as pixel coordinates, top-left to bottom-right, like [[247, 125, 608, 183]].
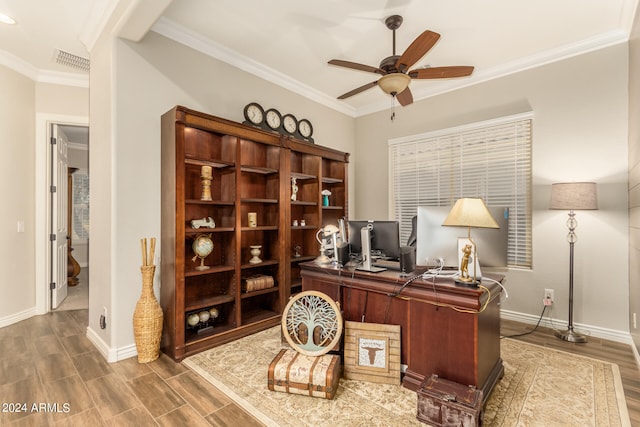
[[35, 113, 89, 314]]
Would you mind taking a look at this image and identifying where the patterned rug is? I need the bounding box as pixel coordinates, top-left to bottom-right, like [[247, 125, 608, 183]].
[[183, 326, 631, 426]]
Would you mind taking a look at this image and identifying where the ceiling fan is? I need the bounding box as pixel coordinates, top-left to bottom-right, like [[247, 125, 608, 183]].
[[328, 15, 474, 106]]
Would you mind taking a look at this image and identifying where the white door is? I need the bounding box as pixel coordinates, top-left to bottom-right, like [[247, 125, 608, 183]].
[[51, 124, 69, 309]]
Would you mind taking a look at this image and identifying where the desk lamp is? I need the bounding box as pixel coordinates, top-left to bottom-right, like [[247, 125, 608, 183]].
[[442, 198, 499, 286], [314, 225, 340, 265], [550, 182, 598, 343]]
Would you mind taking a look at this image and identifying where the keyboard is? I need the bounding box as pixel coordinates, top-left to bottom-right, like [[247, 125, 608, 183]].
[[373, 259, 401, 270]]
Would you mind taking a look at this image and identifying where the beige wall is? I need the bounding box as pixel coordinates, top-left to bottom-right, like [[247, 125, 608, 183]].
[[354, 44, 629, 336], [0, 69, 88, 325], [0, 66, 36, 323], [629, 6, 640, 351]]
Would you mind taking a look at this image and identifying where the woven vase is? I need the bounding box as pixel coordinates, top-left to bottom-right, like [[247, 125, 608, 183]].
[[133, 265, 163, 363]]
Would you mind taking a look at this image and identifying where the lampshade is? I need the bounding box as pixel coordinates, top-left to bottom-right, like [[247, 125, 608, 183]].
[[550, 182, 598, 210], [378, 73, 411, 95], [442, 198, 500, 229]]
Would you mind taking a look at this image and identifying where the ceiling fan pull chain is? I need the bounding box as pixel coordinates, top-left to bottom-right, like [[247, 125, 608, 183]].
[[390, 97, 396, 122]]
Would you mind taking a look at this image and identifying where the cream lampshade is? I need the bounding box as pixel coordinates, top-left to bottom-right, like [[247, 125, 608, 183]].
[[442, 198, 499, 285]]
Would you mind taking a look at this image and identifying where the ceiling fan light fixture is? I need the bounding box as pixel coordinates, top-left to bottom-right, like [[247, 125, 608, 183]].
[[378, 73, 410, 96]]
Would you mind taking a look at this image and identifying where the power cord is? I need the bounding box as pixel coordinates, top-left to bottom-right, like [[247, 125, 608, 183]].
[[501, 305, 548, 339]]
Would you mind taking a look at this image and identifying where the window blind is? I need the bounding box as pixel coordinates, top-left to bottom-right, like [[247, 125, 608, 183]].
[[388, 113, 532, 268]]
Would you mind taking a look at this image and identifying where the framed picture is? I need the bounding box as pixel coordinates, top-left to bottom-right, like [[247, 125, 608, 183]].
[[344, 321, 401, 385]]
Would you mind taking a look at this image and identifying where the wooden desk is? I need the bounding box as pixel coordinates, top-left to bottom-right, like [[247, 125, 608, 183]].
[[300, 262, 504, 401]]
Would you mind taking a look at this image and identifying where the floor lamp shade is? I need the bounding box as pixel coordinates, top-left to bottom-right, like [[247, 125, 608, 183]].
[[550, 182, 598, 211], [549, 182, 597, 343]]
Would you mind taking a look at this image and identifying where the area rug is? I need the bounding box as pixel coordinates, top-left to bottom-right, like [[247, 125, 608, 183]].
[[183, 326, 631, 426]]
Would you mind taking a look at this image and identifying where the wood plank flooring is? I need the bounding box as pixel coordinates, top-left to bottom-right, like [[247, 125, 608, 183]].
[[0, 310, 264, 426], [0, 310, 638, 425]]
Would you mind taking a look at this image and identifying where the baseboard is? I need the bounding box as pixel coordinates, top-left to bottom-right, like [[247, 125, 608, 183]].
[[85, 325, 138, 363], [86, 325, 119, 362], [0, 307, 38, 328], [501, 309, 634, 345]]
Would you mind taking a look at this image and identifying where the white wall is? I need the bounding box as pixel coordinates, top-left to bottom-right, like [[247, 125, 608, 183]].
[[354, 43, 629, 337]]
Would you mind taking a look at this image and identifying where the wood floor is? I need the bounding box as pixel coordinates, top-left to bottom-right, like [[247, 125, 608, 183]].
[[0, 309, 264, 426], [0, 310, 638, 426]]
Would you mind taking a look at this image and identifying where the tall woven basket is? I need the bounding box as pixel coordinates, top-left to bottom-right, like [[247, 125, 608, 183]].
[[133, 238, 163, 363]]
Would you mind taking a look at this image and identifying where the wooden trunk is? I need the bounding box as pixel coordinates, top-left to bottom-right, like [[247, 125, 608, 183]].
[[417, 374, 483, 426], [267, 348, 341, 400]]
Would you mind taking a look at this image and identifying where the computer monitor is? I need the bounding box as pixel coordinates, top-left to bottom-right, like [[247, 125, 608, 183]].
[[416, 206, 509, 268], [348, 220, 401, 260]]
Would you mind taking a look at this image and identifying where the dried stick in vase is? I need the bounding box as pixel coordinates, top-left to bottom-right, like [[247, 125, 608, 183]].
[[141, 238, 147, 266], [149, 237, 156, 267]]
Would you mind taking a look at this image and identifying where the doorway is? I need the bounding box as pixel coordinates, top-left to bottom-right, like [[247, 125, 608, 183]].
[[49, 123, 90, 311]]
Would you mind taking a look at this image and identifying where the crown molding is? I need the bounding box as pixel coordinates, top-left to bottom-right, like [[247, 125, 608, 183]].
[[37, 70, 89, 88], [0, 49, 89, 87], [357, 29, 629, 117], [0, 49, 39, 80], [152, 17, 629, 119], [79, 0, 120, 52], [151, 17, 357, 117]]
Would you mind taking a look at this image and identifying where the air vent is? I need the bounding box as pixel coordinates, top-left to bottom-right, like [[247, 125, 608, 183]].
[[53, 49, 90, 73]]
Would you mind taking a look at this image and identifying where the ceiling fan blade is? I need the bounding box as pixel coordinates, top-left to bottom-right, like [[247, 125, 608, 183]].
[[395, 30, 440, 72], [328, 59, 385, 75], [337, 81, 379, 99], [396, 86, 413, 106], [409, 66, 475, 79]]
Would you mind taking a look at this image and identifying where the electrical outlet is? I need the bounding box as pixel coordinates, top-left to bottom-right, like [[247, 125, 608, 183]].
[[544, 289, 554, 306], [634, 313, 637, 329]]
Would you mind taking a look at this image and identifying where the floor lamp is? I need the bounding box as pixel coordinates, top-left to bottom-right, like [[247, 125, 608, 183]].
[[550, 182, 598, 343]]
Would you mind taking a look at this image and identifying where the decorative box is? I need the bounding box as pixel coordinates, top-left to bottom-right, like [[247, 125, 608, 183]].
[[267, 348, 341, 400], [417, 374, 483, 426]]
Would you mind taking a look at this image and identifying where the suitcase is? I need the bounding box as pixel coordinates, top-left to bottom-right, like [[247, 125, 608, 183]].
[[416, 374, 483, 426], [267, 348, 341, 400]]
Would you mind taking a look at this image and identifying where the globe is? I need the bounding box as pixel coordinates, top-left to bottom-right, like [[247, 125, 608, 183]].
[[192, 234, 214, 270]]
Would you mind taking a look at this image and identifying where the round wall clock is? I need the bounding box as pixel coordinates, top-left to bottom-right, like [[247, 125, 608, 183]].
[[298, 119, 313, 139], [265, 108, 282, 130], [282, 113, 298, 135], [243, 102, 264, 126]]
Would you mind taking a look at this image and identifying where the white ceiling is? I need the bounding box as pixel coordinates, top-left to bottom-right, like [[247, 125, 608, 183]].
[[0, 0, 637, 116]]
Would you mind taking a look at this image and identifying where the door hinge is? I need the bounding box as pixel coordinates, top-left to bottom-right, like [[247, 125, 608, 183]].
[[50, 137, 56, 145], [50, 234, 56, 241], [50, 282, 56, 290], [50, 185, 56, 193]]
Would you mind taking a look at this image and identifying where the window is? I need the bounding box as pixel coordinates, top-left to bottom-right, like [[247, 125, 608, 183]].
[[388, 113, 532, 268], [72, 169, 90, 241]]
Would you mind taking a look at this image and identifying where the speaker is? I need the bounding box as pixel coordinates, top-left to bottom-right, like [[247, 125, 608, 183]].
[[336, 243, 351, 266], [399, 246, 416, 276]]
